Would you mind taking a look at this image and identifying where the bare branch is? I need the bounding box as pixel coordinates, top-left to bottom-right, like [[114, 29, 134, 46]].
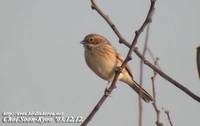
[[80, 64, 126, 126], [165, 110, 174, 126], [131, 0, 155, 47], [197, 46, 200, 79], [138, 24, 151, 126], [147, 48, 161, 69], [90, 0, 200, 102], [90, 0, 127, 44], [151, 58, 159, 102], [81, 0, 156, 125], [152, 103, 163, 126], [151, 58, 163, 126], [81, 0, 200, 125], [134, 47, 200, 102]]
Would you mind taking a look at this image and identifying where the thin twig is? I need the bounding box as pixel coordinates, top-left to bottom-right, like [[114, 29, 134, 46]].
[[89, 0, 200, 102], [150, 56, 173, 126], [134, 48, 200, 102], [152, 103, 162, 126], [90, 0, 127, 44], [80, 0, 156, 125], [138, 24, 151, 126], [151, 58, 163, 126], [197, 46, 200, 79], [147, 48, 161, 69], [165, 110, 174, 126]]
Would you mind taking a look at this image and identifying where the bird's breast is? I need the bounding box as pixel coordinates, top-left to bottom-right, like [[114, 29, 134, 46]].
[[84, 46, 118, 81]]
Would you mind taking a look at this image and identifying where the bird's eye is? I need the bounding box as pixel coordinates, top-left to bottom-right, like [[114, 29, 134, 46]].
[[89, 38, 93, 41]]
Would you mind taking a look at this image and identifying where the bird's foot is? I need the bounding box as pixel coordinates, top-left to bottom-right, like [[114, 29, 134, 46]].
[[104, 88, 111, 96], [115, 66, 123, 73]]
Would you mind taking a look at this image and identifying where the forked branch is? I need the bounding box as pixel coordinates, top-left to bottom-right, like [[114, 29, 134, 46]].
[[89, 0, 200, 102], [165, 110, 174, 126], [81, 0, 156, 125], [151, 58, 163, 126]]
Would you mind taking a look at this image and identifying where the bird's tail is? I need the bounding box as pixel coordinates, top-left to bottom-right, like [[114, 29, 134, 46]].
[[123, 79, 153, 103]]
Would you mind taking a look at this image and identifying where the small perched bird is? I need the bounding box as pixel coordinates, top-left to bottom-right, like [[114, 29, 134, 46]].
[[81, 33, 153, 102]]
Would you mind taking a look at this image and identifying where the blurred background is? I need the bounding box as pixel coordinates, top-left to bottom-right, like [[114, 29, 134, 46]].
[[0, 0, 199, 126]]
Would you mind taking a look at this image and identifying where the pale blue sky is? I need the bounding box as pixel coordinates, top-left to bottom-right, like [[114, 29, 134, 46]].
[[0, 0, 199, 126]]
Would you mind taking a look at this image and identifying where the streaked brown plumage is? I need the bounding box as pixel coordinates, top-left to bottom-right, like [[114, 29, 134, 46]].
[[81, 33, 153, 102]]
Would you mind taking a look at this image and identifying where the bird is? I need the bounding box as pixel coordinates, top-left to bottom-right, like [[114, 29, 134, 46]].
[[80, 33, 153, 102]]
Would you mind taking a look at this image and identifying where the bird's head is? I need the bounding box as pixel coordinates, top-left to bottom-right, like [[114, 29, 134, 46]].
[[80, 33, 109, 49]]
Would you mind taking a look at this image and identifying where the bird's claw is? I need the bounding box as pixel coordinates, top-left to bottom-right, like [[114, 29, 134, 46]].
[[104, 88, 111, 96], [115, 66, 123, 73]]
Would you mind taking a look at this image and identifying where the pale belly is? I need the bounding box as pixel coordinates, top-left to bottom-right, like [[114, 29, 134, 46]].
[[85, 50, 118, 81]]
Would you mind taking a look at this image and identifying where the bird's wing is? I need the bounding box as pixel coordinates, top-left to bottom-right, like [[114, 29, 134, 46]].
[[116, 53, 133, 79]]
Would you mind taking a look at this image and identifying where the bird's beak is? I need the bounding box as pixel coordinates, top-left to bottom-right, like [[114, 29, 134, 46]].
[[80, 40, 86, 45]]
